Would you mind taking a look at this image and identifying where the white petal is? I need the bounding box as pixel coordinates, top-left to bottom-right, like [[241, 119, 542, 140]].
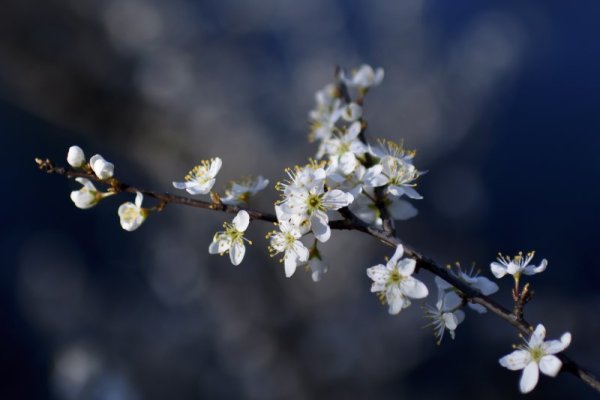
[[339, 152, 357, 175], [402, 186, 423, 200], [395, 258, 415, 276], [529, 324, 546, 348], [388, 244, 404, 265], [490, 262, 508, 278], [386, 286, 406, 315], [209, 157, 223, 177], [539, 355, 562, 377], [434, 276, 452, 291], [232, 210, 250, 232], [468, 303, 487, 314], [400, 276, 428, 299], [442, 312, 459, 330], [322, 190, 353, 210], [523, 259, 548, 275], [186, 179, 216, 195], [229, 241, 245, 265], [520, 361, 540, 393], [208, 240, 221, 254], [543, 332, 572, 354], [284, 254, 298, 277], [440, 291, 462, 311], [367, 264, 389, 285], [292, 242, 309, 262], [499, 350, 530, 370], [310, 212, 331, 243], [134, 192, 144, 207], [387, 199, 418, 220], [387, 185, 405, 197], [472, 277, 499, 295], [172, 181, 189, 189]]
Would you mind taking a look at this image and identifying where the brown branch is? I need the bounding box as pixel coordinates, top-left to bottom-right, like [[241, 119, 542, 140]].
[[36, 157, 600, 393]]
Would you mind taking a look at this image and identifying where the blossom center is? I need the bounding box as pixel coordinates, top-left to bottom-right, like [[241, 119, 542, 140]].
[[388, 270, 404, 284], [307, 193, 325, 213]]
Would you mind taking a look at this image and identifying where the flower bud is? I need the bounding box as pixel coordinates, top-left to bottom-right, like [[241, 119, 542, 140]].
[[67, 145, 86, 168], [90, 154, 114, 180]]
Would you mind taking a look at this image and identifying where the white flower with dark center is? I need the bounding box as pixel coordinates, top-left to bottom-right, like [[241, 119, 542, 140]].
[[491, 251, 547, 280], [340, 64, 384, 89], [380, 155, 422, 199], [499, 324, 571, 393], [70, 178, 114, 209], [366, 244, 429, 314], [208, 210, 251, 266], [67, 145, 86, 168], [267, 221, 309, 278], [280, 180, 353, 243], [323, 121, 367, 175], [221, 176, 269, 205], [118, 192, 148, 231], [173, 157, 222, 195], [90, 154, 114, 180], [424, 287, 464, 345]]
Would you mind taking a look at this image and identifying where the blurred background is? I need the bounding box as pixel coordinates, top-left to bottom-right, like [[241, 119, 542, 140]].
[[2, 0, 600, 399]]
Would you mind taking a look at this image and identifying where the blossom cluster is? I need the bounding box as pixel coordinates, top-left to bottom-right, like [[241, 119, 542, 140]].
[[54, 64, 578, 396]]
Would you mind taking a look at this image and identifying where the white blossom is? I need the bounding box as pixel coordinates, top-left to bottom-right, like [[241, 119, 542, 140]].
[[348, 192, 418, 226], [491, 251, 548, 279], [221, 176, 269, 205], [267, 221, 309, 278], [173, 157, 222, 195], [118, 192, 148, 231], [323, 121, 367, 175], [208, 210, 251, 266], [70, 178, 114, 209], [380, 155, 422, 199], [67, 145, 86, 168], [499, 324, 571, 393], [435, 266, 499, 314], [424, 287, 464, 345], [366, 245, 428, 314], [90, 154, 114, 180], [340, 64, 384, 89], [279, 178, 353, 243]]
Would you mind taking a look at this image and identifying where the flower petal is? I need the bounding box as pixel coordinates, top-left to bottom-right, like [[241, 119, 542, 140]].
[[367, 264, 388, 285], [539, 355, 562, 377], [232, 210, 250, 232], [229, 241, 245, 266], [499, 350, 530, 370], [386, 286, 406, 315], [520, 361, 540, 393], [395, 258, 415, 276], [388, 244, 404, 266], [529, 324, 547, 348], [523, 258, 548, 275], [400, 276, 428, 299], [310, 212, 331, 243], [490, 262, 508, 278], [543, 332, 572, 354], [284, 254, 298, 277], [322, 190, 353, 210]]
